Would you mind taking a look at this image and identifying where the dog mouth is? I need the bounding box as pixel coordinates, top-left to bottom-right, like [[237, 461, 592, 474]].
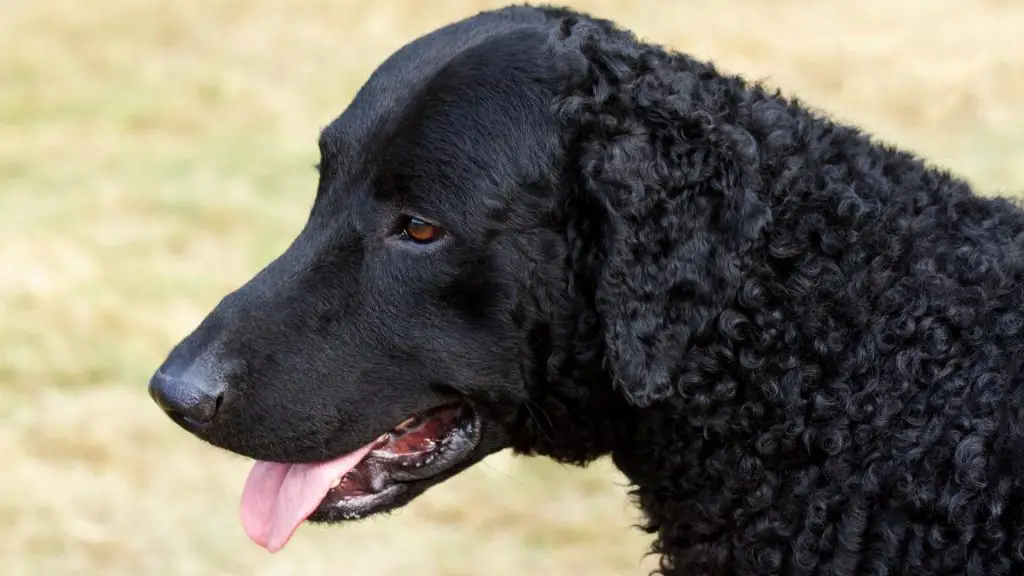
[[239, 402, 481, 552], [315, 402, 481, 515]]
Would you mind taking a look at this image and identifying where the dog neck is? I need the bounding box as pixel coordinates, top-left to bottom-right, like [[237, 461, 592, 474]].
[[503, 219, 639, 465]]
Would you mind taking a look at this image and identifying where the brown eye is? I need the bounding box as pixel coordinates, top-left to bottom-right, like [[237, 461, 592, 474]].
[[402, 217, 444, 244]]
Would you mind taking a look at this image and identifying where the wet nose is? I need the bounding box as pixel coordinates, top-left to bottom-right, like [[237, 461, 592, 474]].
[[149, 367, 226, 428]]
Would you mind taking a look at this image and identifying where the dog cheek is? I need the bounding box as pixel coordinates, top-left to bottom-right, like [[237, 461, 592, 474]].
[[438, 257, 503, 322]]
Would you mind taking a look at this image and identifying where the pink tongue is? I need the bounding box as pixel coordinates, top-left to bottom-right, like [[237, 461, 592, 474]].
[[239, 441, 377, 552]]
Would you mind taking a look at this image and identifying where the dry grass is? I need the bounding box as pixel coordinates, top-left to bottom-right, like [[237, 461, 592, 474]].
[[2, 1, 1023, 574]]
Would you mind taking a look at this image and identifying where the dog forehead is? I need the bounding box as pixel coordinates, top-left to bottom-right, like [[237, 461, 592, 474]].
[[313, 9, 562, 229], [319, 8, 553, 153]]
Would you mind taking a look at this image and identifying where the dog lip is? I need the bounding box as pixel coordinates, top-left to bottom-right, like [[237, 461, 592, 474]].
[[312, 402, 482, 518], [385, 406, 481, 482]]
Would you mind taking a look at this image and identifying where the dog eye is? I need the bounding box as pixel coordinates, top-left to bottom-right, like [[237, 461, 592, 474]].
[[401, 217, 444, 244]]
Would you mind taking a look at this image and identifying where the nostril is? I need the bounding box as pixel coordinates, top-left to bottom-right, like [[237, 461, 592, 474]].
[[149, 370, 227, 428], [172, 393, 222, 427], [195, 391, 226, 425]]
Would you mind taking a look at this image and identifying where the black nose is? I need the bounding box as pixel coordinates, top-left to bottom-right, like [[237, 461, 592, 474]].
[[149, 369, 226, 428]]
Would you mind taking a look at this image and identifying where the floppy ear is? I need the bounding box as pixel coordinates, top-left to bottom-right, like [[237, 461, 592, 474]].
[[549, 18, 772, 407]]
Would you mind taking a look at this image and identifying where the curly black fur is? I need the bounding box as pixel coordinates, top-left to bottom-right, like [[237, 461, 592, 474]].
[[524, 8, 1024, 575], [151, 5, 1024, 575]]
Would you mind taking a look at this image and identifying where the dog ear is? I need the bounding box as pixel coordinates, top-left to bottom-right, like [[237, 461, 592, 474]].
[[549, 18, 772, 407]]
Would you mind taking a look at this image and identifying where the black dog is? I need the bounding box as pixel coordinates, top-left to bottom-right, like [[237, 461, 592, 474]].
[[149, 5, 1024, 575]]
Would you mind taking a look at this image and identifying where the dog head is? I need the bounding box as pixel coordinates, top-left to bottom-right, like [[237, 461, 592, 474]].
[[149, 4, 769, 552], [149, 7, 584, 552]]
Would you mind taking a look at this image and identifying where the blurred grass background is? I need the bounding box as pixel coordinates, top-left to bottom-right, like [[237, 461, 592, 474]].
[[1, 0, 1023, 574]]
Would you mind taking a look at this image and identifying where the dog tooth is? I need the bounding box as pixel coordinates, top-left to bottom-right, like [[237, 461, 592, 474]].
[[396, 415, 419, 429], [330, 477, 342, 489]]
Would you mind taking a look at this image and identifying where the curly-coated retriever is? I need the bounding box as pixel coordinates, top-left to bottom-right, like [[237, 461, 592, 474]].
[[148, 5, 1024, 575]]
